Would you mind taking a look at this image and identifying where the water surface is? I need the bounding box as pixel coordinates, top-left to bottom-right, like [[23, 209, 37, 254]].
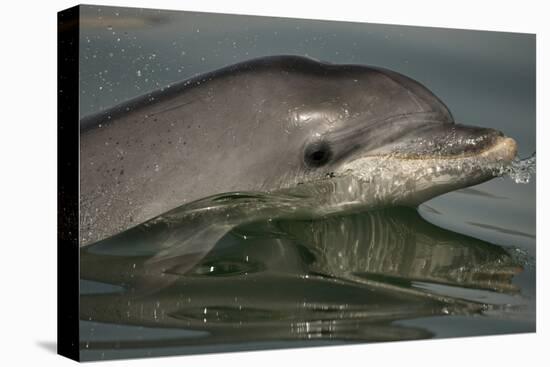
[[78, 5, 536, 361]]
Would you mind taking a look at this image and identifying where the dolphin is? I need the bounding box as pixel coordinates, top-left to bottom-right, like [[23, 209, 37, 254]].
[[80, 55, 517, 246]]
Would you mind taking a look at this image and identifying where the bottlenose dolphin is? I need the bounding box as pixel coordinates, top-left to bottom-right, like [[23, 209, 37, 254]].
[[80, 55, 517, 246]]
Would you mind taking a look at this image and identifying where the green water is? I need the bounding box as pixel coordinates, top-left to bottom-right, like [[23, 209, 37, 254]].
[[78, 5, 535, 361]]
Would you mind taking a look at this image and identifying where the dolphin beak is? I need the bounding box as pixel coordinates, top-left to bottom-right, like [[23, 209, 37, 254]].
[[483, 135, 518, 163], [337, 123, 519, 207], [385, 123, 518, 164]]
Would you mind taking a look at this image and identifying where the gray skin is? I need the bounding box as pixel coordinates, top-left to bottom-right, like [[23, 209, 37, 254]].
[[80, 55, 517, 246]]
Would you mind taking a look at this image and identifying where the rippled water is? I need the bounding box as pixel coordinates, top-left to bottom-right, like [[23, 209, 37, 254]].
[[78, 5, 535, 361], [79, 162, 535, 360]]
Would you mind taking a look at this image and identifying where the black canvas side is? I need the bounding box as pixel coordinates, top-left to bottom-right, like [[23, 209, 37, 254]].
[[57, 5, 80, 362]]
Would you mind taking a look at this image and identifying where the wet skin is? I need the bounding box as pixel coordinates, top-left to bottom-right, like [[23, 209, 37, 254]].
[[80, 55, 517, 246]]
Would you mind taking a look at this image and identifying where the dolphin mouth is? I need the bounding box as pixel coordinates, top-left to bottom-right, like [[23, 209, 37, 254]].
[[335, 126, 518, 207], [472, 135, 518, 162], [363, 123, 517, 163], [394, 135, 518, 163]]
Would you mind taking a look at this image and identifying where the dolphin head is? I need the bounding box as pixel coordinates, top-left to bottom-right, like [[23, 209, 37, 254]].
[[279, 59, 517, 210]]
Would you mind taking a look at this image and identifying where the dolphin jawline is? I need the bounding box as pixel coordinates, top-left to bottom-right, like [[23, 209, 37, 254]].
[[327, 135, 519, 209]]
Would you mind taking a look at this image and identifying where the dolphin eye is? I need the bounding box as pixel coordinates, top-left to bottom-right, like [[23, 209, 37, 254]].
[[304, 141, 332, 167]]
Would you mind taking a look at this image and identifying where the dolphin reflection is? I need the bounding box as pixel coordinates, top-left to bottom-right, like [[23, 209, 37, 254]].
[[80, 207, 523, 351]]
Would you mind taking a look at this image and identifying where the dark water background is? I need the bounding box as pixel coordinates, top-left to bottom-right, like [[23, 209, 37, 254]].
[[78, 5, 536, 361]]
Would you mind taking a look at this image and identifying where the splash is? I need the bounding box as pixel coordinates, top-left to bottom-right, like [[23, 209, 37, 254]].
[[502, 152, 536, 184]]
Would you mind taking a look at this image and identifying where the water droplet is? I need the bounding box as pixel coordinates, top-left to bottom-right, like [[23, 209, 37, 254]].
[[503, 152, 536, 184]]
